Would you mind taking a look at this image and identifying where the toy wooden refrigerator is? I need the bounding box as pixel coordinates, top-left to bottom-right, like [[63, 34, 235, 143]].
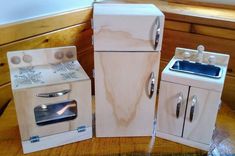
[[93, 4, 165, 137]]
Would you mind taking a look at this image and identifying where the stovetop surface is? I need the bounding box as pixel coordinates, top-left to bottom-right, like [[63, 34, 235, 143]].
[[11, 60, 89, 90]]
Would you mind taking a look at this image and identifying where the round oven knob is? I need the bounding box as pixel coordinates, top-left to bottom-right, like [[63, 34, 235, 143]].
[[55, 52, 64, 60], [11, 56, 21, 64], [23, 55, 32, 63], [66, 51, 74, 59]]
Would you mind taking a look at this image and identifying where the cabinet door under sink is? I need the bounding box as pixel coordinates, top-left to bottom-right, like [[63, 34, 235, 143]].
[[183, 87, 221, 144], [157, 81, 189, 137]]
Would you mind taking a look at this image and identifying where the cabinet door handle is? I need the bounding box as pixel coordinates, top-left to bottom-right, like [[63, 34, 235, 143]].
[[154, 17, 161, 50], [148, 72, 155, 99], [176, 92, 183, 118], [190, 96, 197, 122], [37, 89, 71, 98]]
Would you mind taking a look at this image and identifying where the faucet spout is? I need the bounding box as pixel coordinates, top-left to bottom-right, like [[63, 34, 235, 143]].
[[196, 45, 205, 63]]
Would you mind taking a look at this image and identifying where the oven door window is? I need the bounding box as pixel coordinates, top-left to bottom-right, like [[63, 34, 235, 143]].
[[34, 100, 77, 126]]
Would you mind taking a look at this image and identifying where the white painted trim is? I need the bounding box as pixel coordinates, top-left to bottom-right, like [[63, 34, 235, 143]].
[[156, 131, 210, 151], [22, 126, 92, 154]]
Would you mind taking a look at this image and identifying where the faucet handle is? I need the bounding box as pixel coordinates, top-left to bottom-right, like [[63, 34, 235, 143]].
[[183, 51, 191, 60], [208, 55, 216, 65], [197, 45, 205, 52]]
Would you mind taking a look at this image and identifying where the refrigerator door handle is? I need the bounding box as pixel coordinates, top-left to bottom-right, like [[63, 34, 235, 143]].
[[154, 16, 161, 50], [148, 72, 155, 99]]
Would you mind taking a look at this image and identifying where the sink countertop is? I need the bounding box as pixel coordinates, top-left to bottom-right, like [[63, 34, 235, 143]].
[[162, 48, 230, 92]]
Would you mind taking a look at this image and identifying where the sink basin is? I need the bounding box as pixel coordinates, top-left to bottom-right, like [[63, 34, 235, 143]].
[[170, 60, 222, 79]]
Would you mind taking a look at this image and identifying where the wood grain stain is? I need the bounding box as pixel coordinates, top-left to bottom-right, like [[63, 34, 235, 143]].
[[99, 52, 157, 127], [95, 26, 154, 50]]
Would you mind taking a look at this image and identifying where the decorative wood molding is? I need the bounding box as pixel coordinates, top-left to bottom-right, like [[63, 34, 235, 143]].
[[0, 8, 92, 45]]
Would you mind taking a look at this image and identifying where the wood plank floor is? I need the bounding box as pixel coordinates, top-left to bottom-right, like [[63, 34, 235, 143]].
[[0, 97, 234, 155]]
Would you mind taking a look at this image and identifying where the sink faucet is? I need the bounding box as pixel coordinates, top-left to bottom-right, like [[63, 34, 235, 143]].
[[196, 45, 205, 63]]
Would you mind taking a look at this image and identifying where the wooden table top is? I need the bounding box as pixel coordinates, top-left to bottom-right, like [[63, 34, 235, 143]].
[[0, 98, 234, 156]]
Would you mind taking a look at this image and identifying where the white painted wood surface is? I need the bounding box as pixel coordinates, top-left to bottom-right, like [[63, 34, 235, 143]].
[[183, 87, 221, 145], [22, 126, 92, 154], [95, 52, 160, 137], [156, 81, 189, 137], [93, 4, 165, 52]]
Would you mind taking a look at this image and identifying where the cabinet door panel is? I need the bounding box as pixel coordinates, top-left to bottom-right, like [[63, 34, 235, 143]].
[[95, 52, 160, 137], [183, 87, 221, 144], [156, 81, 189, 137]]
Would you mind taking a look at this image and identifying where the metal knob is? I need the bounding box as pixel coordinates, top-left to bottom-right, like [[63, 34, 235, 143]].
[[176, 92, 183, 118], [11, 56, 21, 65], [190, 96, 197, 122], [23, 55, 33, 63]]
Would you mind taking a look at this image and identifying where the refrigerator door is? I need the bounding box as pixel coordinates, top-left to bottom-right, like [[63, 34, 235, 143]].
[[93, 4, 165, 52], [95, 52, 160, 137]]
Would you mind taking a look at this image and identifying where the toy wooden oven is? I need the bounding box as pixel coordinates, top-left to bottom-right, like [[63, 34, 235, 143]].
[[7, 46, 92, 153]]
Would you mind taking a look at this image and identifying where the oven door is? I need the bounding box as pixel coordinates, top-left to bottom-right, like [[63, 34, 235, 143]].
[[13, 81, 91, 141]]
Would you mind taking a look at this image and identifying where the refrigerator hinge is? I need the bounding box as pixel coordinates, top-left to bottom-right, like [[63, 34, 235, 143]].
[[30, 136, 40, 143], [152, 118, 157, 136], [77, 125, 86, 133]]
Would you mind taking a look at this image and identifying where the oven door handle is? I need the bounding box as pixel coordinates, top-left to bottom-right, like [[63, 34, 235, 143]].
[[36, 89, 71, 98]]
